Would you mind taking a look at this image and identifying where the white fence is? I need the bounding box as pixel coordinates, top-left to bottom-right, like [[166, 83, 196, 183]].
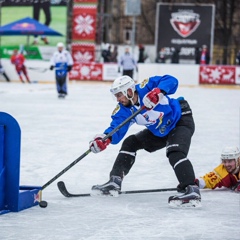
[[0, 59, 199, 86], [1, 58, 239, 86]]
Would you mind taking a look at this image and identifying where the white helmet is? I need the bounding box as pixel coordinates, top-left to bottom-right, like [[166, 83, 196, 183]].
[[57, 42, 64, 48], [221, 146, 240, 161], [110, 75, 135, 97], [221, 146, 240, 173]]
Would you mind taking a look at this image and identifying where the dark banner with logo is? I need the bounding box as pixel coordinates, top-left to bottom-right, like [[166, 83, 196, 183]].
[[155, 3, 215, 63]]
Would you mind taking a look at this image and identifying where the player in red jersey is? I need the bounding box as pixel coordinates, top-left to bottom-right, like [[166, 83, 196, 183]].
[[11, 49, 30, 83], [196, 146, 240, 192]]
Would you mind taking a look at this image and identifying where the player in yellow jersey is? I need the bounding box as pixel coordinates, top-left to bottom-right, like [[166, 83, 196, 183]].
[[196, 146, 240, 192]]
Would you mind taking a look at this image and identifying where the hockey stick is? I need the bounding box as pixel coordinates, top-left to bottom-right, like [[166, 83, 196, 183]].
[[57, 181, 177, 198], [27, 67, 48, 73], [41, 106, 145, 190]]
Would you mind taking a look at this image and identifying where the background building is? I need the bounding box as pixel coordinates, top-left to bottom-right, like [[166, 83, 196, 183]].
[[0, 0, 240, 64], [96, 0, 240, 65]]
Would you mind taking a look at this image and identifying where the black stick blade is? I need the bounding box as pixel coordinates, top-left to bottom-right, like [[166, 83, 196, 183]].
[[57, 181, 91, 197], [57, 181, 72, 197]]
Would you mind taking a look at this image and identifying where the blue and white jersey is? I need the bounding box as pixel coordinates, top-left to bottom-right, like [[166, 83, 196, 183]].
[[104, 75, 182, 144], [50, 50, 73, 67], [55, 62, 67, 77]]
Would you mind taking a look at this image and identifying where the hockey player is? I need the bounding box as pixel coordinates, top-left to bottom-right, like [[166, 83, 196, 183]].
[[50, 42, 73, 98], [0, 61, 10, 82], [10, 49, 30, 83], [89, 75, 201, 207], [196, 146, 240, 192]]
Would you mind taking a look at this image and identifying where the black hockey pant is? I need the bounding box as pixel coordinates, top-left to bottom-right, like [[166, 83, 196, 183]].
[[110, 99, 196, 190], [56, 75, 67, 94]]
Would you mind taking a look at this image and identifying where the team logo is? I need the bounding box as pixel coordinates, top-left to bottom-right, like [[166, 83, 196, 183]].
[[170, 11, 200, 38], [139, 78, 149, 88], [34, 191, 41, 203], [155, 112, 164, 129], [12, 23, 35, 30], [112, 104, 120, 116]]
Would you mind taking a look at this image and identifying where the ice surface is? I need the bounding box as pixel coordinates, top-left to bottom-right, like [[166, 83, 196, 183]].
[[0, 81, 239, 240]]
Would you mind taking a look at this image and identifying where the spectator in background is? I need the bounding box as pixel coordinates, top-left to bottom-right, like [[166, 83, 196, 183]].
[[110, 45, 118, 63], [155, 48, 166, 63], [200, 45, 210, 65], [118, 47, 138, 78], [32, 0, 51, 45], [195, 47, 201, 64], [171, 48, 180, 64], [102, 44, 112, 63], [137, 44, 147, 63], [235, 50, 240, 65], [0, 61, 10, 82], [11, 49, 30, 83]]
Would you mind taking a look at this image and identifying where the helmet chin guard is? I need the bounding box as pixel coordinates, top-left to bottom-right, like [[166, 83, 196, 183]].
[[110, 75, 136, 103]]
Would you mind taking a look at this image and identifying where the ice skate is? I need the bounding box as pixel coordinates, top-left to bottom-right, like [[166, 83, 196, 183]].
[[58, 93, 65, 99], [168, 185, 202, 208], [91, 176, 122, 197]]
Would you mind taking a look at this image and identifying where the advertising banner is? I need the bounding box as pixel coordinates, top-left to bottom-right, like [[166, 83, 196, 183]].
[[72, 5, 97, 41], [155, 3, 215, 63], [71, 43, 95, 62], [69, 62, 103, 80], [69, 63, 137, 81], [0, 46, 42, 60], [102, 64, 119, 81], [199, 65, 236, 85], [235, 67, 240, 85]]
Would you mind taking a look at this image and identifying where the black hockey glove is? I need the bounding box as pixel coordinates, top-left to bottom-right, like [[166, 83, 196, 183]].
[[67, 65, 72, 72], [194, 178, 200, 187], [231, 181, 240, 192], [50, 65, 54, 70]]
